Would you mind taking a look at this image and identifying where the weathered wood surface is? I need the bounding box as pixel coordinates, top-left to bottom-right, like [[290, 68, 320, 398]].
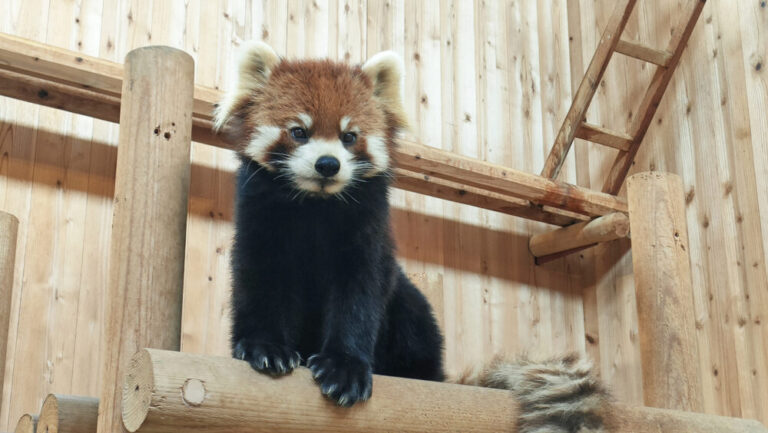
[[123, 349, 768, 433], [627, 172, 703, 411], [0, 0, 766, 429], [38, 394, 98, 433], [96, 46, 194, 433]]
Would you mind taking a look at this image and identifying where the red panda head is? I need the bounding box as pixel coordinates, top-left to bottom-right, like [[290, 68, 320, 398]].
[[213, 41, 408, 197]]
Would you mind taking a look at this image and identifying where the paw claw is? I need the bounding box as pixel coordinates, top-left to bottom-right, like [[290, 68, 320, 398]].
[[232, 339, 299, 376], [306, 352, 372, 407]]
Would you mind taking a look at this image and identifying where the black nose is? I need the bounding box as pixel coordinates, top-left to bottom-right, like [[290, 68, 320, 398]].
[[315, 156, 340, 177]]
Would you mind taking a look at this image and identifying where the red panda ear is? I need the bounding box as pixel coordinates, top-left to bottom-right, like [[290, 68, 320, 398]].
[[362, 51, 409, 131], [213, 41, 280, 136]]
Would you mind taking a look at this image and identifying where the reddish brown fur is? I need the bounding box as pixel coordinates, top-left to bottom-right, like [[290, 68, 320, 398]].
[[234, 59, 395, 166]]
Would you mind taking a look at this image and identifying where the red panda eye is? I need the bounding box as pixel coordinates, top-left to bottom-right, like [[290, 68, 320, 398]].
[[290, 127, 309, 143], [341, 132, 357, 146]]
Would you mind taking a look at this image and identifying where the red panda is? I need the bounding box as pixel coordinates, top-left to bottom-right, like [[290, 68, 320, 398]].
[[214, 41, 610, 432]]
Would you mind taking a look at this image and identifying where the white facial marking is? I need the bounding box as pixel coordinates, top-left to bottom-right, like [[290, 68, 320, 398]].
[[244, 125, 282, 167], [364, 135, 389, 176], [298, 113, 313, 129], [286, 138, 354, 194], [340, 116, 351, 131]]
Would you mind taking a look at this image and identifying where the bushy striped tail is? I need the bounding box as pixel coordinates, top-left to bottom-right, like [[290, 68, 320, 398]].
[[453, 354, 610, 433]]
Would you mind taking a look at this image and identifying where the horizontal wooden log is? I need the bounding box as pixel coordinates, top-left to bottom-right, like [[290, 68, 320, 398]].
[[394, 141, 627, 217], [0, 32, 627, 222], [615, 39, 673, 67], [122, 349, 768, 433], [394, 170, 586, 226], [13, 414, 37, 433], [122, 349, 516, 433], [615, 406, 768, 433], [38, 394, 99, 433], [529, 212, 630, 257], [575, 122, 633, 151]]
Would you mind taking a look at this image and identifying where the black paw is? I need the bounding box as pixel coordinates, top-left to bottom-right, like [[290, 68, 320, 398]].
[[307, 352, 373, 407], [233, 339, 301, 376]]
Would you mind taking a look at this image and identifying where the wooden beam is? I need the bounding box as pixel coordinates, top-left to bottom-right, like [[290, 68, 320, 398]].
[[575, 122, 633, 151], [0, 32, 214, 121], [394, 141, 627, 217], [602, 0, 707, 194], [0, 211, 19, 416], [627, 172, 703, 411], [0, 65, 583, 226], [529, 212, 629, 257], [122, 349, 768, 433], [38, 394, 98, 433], [13, 415, 37, 433], [540, 0, 638, 179], [0, 32, 626, 223], [96, 47, 194, 433], [393, 170, 585, 226], [615, 406, 768, 433], [615, 39, 673, 67]]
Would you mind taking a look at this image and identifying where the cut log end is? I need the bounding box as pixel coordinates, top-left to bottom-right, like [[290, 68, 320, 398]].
[[14, 414, 37, 433], [122, 349, 154, 432], [38, 394, 99, 433]]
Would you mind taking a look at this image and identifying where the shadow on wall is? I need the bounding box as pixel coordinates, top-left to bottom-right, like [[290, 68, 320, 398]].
[[0, 120, 619, 289]]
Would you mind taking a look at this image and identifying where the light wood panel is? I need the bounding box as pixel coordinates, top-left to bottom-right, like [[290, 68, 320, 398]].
[[574, 0, 768, 424], [0, 0, 766, 430]]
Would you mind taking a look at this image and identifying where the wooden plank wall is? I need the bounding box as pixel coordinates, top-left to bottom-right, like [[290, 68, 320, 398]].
[[573, 0, 768, 422], [0, 0, 764, 429]]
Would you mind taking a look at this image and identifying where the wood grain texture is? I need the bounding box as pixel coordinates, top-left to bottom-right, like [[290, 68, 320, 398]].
[[529, 212, 629, 257], [0, 211, 18, 416], [574, 0, 768, 422], [0, 0, 766, 429], [37, 394, 98, 433], [122, 349, 517, 433], [615, 39, 673, 67], [12, 414, 35, 433], [96, 47, 194, 433], [601, 0, 707, 194], [627, 172, 703, 411], [575, 122, 633, 151], [122, 349, 768, 433], [0, 33, 626, 221], [540, 0, 637, 179]]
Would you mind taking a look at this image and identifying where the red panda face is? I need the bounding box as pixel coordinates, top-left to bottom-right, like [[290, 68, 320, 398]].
[[214, 42, 408, 197]]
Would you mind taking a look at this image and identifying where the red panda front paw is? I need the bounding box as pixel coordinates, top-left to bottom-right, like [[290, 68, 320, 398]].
[[233, 338, 301, 376], [307, 352, 373, 407]]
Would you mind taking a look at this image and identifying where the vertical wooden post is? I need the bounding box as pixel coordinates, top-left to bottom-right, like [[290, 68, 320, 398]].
[[626, 172, 703, 411], [0, 211, 19, 413], [97, 47, 194, 433]]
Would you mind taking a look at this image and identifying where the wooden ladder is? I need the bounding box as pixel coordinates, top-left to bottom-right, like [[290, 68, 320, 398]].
[[540, 0, 707, 194]]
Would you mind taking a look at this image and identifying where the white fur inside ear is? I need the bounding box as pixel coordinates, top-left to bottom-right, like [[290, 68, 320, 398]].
[[361, 51, 409, 130], [213, 41, 280, 132], [362, 51, 405, 102]]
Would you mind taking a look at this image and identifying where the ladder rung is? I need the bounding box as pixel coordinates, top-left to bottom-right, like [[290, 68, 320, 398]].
[[540, 0, 638, 180], [602, 0, 707, 194], [575, 123, 633, 151], [616, 39, 673, 67]]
